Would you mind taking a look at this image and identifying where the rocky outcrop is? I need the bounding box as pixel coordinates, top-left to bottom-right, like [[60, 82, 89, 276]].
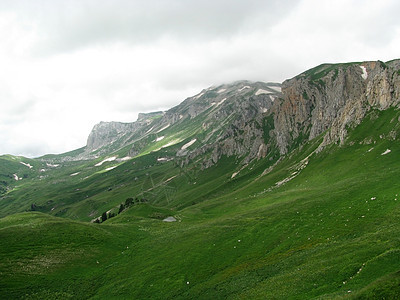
[[86, 121, 135, 152], [173, 81, 281, 167], [85, 112, 165, 155], [83, 81, 282, 166], [272, 59, 400, 154]]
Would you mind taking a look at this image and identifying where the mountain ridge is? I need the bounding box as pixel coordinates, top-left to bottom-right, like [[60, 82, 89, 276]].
[[79, 80, 283, 167], [77, 59, 400, 167]]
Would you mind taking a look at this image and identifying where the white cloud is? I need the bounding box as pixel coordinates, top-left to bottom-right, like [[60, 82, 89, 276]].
[[0, 0, 399, 157]]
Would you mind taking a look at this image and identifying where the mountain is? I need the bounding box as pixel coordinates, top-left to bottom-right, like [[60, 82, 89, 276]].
[[1, 60, 400, 299], [74, 81, 282, 166], [61, 60, 400, 167]]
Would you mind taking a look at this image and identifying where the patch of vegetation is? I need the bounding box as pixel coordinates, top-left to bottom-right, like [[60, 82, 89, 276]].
[[262, 114, 275, 144], [301, 62, 359, 82]]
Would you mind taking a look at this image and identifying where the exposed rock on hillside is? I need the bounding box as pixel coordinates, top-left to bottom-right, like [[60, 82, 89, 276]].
[[86, 121, 135, 152], [272, 59, 400, 154], [83, 81, 282, 166], [80, 59, 400, 168], [85, 112, 164, 155]]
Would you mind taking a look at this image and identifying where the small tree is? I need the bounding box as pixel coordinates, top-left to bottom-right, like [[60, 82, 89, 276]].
[[125, 197, 134, 207], [118, 203, 125, 214], [101, 211, 108, 222]]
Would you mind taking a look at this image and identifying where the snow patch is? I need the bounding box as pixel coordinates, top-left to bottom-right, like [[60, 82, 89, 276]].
[[70, 172, 80, 176], [162, 141, 177, 148], [216, 98, 226, 107], [239, 86, 251, 92], [105, 166, 117, 171], [157, 157, 168, 162], [153, 139, 182, 152], [194, 92, 204, 99], [231, 171, 239, 179], [20, 162, 33, 169], [381, 149, 391, 155], [46, 163, 59, 168], [95, 156, 117, 167], [163, 216, 177, 222], [145, 126, 154, 134], [156, 136, 165, 142], [255, 89, 272, 96], [119, 156, 132, 161], [181, 139, 197, 150], [217, 88, 226, 93], [360, 66, 368, 80], [156, 124, 170, 133], [13, 174, 20, 181], [269, 86, 282, 93]]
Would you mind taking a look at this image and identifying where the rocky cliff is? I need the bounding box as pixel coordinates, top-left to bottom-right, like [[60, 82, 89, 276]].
[[83, 81, 282, 165], [85, 111, 164, 155], [272, 59, 400, 154], [81, 59, 400, 167]]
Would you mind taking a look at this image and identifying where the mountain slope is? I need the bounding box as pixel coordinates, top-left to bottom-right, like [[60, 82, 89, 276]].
[[1, 115, 400, 298], [1, 60, 400, 299]]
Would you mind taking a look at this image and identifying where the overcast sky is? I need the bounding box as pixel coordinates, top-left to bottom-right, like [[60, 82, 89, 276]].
[[1, 0, 399, 157]]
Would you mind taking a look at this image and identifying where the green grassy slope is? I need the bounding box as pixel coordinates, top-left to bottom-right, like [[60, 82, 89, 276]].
[[1, 108, 400, 299], [0, 155, 46, 200]]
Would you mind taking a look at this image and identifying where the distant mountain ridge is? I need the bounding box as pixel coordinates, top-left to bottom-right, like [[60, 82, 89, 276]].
[[79, 59, 400, 168], [82, 80, 283, 167]]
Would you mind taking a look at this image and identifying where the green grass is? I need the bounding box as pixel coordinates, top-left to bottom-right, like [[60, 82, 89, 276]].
[[300, 62, 360, 81]]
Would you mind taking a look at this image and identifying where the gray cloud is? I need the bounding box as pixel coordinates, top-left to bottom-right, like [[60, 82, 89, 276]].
[[0, 0, 301, 55]]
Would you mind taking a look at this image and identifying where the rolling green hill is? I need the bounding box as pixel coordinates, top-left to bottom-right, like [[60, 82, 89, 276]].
[[1, 60, 400, 299]]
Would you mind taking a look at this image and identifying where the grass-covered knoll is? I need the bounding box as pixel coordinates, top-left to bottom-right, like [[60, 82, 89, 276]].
[[300, 62, 359, 81], [297, 59, 395, 84], [1, 108, 400, 299], [0, 212, 129, 299]]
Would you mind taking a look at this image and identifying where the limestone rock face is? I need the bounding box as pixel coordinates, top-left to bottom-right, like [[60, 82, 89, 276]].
[[86, 122, 134, 152], [272, 59, 400, 154], [85, 111, 164, 156], [84, 81, 282, 166], [173, 81, 282, 167]]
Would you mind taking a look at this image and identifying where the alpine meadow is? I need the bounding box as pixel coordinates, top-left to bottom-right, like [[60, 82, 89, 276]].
[[1, 59, 400, 299]]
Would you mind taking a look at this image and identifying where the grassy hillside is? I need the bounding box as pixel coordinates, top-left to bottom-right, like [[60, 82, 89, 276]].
[[1, 108, 400, 299]]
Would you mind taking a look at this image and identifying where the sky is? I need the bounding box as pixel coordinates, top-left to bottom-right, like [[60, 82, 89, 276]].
[[1, 0, 399, 157]]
